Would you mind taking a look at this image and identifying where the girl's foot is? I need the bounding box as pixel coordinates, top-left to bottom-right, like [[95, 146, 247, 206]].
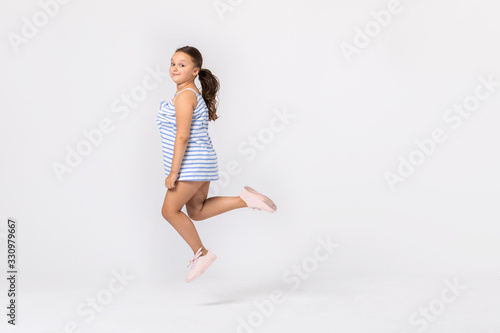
[[239, 186, 277, 213], [186, 247, 217, 283]]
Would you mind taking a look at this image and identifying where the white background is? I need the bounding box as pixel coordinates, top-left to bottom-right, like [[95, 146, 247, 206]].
[[1, 0, 499, 332]]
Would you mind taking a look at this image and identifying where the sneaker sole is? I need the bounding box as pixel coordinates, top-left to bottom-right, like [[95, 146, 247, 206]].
[[244, 186, 277, 212]]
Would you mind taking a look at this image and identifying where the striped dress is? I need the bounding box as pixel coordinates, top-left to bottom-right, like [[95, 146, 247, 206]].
[[156, 88, 219, 181]]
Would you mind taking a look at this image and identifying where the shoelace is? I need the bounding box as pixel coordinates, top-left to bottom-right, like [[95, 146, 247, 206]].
[[187, 247, 203, 269]]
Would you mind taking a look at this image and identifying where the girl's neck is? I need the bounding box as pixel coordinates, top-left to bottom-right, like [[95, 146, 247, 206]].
[[176, 80, 196, 92]]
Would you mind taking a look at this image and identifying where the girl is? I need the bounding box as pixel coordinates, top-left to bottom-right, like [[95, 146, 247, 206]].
[[157, 46, 277, 283]]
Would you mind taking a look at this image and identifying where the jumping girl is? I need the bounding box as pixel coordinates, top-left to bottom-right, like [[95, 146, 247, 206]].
[[156, 46, 277, 283]]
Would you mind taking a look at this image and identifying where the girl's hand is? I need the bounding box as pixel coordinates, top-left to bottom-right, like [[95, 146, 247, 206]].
[[165, 172, 178, 189]]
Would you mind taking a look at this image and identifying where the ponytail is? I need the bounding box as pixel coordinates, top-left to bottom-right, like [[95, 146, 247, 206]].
[[198, 68, 220, 121], [175, 45, 220, 121]]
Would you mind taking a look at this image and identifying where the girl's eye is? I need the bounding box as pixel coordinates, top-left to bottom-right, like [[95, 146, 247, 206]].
[[171, 63, 175, 66], [180, 64, 185, 67]]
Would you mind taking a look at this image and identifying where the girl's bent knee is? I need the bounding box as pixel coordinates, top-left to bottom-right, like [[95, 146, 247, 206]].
[[186, 208, 204, 221], [190, 214, 204, 222], [161, 207, 175, 222]]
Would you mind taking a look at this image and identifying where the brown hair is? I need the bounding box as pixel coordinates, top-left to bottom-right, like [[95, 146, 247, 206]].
[[175, 46, 220, 121]]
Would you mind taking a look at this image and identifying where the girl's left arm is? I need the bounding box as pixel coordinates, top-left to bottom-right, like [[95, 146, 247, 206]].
[[165, 93, 196, 188]]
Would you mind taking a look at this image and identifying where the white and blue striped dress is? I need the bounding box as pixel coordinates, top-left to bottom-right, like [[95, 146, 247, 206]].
[[156, 88, 219, 181]]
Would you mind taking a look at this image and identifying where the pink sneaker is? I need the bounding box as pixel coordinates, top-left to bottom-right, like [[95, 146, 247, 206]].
[[239, 186, 277, 213], [185, 247, 217, 283]]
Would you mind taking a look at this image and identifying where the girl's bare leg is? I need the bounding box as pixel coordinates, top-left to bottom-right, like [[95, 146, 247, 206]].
[[161, 180, 210, 255], [185, 181, 248, 221]]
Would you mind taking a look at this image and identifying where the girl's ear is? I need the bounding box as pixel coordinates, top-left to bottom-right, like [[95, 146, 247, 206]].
[[194, 67, 200, 76]]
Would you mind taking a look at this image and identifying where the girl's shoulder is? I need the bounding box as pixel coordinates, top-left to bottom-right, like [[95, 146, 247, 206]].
[[173, 88, 200, 107], [175, 87, 201, 96]]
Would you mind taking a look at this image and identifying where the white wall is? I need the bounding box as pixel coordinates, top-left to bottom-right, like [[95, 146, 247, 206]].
[[1, 0, 500, 331]]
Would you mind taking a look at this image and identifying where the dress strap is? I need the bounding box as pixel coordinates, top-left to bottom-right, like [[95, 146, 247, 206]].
[[175, 88, 199, 96]]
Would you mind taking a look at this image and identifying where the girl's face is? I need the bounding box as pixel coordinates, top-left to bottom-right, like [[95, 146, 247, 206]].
[[170, 52, 199, 85]]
